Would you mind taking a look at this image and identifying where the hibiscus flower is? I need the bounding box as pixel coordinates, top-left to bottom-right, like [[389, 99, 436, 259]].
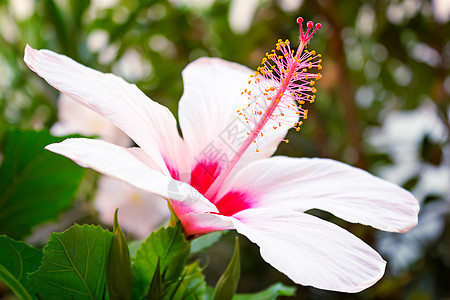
[[24, 18, 419, 293]]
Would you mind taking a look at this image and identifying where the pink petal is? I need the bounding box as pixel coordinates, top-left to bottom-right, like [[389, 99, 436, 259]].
[[178, 58, 295, 175], [178, 212, 235, 236], [232, 208, 386, 293], [46, 138, 217, 214], [222, 156, 419, 233], [24, 45, 187, 174]]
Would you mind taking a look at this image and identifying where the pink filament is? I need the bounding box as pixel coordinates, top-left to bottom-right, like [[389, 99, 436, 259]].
[[204, 18, 322, 200]]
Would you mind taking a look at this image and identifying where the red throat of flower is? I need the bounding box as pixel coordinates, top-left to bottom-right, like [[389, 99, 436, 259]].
[[204, 17, 322, 199]]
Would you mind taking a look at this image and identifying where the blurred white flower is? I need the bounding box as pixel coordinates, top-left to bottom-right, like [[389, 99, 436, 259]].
[[112, 49, 152, 83], [278, 0, 304, 12], [9, 0, 35, 21], [432, 0, 450, 23], [229, 0, 259, 34], [169, 0, 215, 10], [95, 177, 170, 238], [51, 93, 130, 147], [368, 100, 450, 273]]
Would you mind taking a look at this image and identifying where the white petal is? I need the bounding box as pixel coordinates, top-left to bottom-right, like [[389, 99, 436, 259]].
[[45, 138, 217, 214], [24, 45, 187, 174], [178, 57, 293, 173], [222, 156, 419, 233], [232, 208, 386, 293]]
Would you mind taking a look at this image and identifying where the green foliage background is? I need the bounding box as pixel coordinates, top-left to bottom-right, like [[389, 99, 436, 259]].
[[0, 0, 449, 299]]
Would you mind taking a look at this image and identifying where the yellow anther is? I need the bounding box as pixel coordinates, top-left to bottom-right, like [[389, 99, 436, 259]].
[[318, 65, 322, 70], [316, 73, 322, 80], [285, 139, 289, 143], [310, 81, 315, 86]]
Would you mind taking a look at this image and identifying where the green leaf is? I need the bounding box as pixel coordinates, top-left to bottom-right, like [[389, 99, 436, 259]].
[[167, 261, 206, 300], [190, 231, 227, 255], [147, 257, 164, 299], [107, 209, 132, 300], [233, 283, 296, 300], [206, 283, 296, 300], [128, 239, 144, 262], [0, 130, 84, 239], [27, 224, 113, 300], [0, 235, 42, 300], [132, 223, 190, 299], [213, 237, 240, 300]]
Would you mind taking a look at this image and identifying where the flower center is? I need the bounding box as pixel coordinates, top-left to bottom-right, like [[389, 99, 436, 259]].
[[204, 17, 322, 200]]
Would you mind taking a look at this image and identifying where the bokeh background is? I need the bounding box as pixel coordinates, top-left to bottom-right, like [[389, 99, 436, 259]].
[[0, 0, 449, 299]]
